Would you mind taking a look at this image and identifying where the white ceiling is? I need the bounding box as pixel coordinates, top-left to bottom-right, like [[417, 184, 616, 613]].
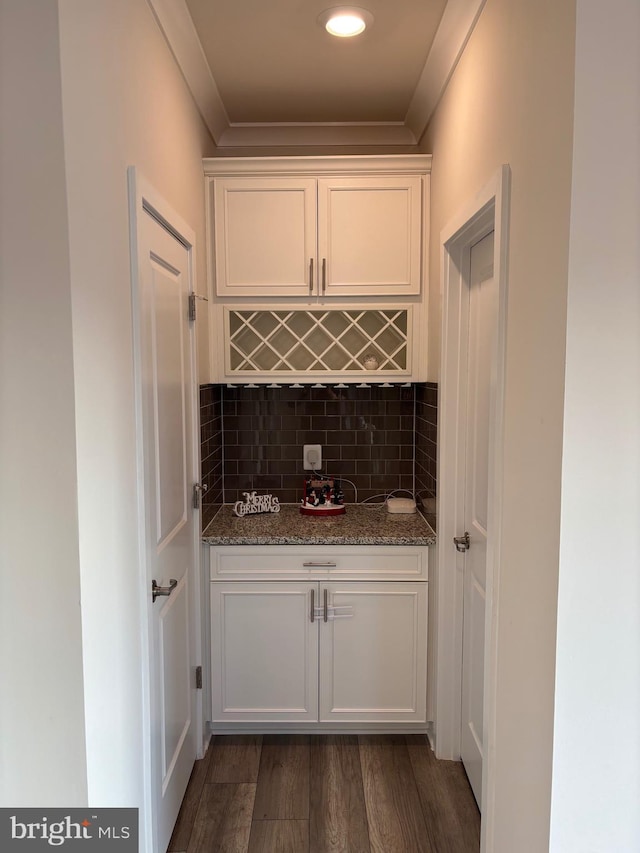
[[185, 0, 447, 124], [149, 0, 486, 149]]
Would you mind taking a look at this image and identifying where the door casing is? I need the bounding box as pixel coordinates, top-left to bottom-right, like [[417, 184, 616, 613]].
[[434, 165, 510, 851]]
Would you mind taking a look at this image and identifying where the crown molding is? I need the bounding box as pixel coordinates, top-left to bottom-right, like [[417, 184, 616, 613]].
[[203, 154, 433, 176], [146, 0, 229, 140], [217, 122, 418, 148], [148, 0, 485, 150], [405, 0, 487, 142]]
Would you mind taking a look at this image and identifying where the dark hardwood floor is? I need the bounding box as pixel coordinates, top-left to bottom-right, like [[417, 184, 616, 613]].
[[169, 734, 480, 853]]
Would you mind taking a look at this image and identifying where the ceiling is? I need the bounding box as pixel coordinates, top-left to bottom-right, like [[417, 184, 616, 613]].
[[184, 0, 447, 124], [149, 0, 486, 149]]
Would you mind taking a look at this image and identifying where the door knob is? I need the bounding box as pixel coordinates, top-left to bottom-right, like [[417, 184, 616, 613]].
[[152, 578, 177, 603], [453, 532, 470, 552]]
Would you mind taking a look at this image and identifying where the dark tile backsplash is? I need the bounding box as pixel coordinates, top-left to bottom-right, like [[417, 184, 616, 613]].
[[415, 382, 438, 514], [200, 383, 437, 510], [200, 384, 223, 510]]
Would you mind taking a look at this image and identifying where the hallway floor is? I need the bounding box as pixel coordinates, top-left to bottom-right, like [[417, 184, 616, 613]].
[[169, 734, 480, 852]]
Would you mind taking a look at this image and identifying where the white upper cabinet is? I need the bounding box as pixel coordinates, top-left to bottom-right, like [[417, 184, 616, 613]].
[[205, 156, 430, 299], [203, 156, 431, 382], [317, 176, 422, 296], [213, 177, 317, 297]]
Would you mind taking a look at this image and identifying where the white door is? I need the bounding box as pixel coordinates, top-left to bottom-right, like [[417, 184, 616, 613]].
[[132, 176, 199, 853], [210, 582, 319, 722], [319, 582, 427, 723], [460, 230, 496, 806]]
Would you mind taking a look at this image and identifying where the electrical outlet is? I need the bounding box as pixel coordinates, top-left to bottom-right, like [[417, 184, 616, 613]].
[[303, 444, 322, 471]]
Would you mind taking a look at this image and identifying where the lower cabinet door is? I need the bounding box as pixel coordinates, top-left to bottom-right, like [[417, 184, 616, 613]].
[[211, 582, 318, 722], [319, 582, 427, 723]]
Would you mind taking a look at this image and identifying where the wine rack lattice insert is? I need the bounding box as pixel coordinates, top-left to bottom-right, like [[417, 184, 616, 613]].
[[227, 308, 410, 374]]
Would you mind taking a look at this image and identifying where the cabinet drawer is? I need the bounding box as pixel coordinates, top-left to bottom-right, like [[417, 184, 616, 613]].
[[210, 545, 428, 581]]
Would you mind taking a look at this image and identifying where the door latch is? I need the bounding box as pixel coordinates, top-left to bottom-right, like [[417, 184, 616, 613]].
[[453, 532, 470, 552]]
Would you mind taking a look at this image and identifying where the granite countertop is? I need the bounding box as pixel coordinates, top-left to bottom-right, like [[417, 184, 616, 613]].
[[202, 503, 436, 546]]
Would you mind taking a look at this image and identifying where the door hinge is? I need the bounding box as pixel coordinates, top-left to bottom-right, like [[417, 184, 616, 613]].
[[453, 531, 471, 552], [188, 292, 209, 323], [193, 482, 208, 509], [195, 665, 202, 690]]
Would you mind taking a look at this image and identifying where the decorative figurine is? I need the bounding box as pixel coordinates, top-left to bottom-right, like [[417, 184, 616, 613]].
[[300, 476, 346, 516]]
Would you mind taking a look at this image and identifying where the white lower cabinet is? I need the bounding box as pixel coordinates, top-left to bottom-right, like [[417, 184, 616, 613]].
[[211, 581, 319, 722], [209, 551, 428, 728], [319, 582, 427, 723]]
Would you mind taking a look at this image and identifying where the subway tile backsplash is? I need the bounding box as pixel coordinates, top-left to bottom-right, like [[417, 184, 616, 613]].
[[415, 382, 438, 514], [200, 384, 223, 509], [200, 383, 437, 512]]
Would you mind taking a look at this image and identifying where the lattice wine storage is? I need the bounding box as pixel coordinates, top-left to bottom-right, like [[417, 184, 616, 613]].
[[225, 308, 411, 377]]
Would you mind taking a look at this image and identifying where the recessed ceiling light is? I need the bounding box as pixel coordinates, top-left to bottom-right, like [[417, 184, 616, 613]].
[[318, 6, 374, 38]]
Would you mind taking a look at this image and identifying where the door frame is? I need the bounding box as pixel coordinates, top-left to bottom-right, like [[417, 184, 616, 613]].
[[434, 166, 510, 846], [128, 168, 204, 853]]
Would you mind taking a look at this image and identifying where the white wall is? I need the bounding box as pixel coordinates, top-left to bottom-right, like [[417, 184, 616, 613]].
[[0, 0, 88, 806], [550, 1, 640, 850], [56, 0, 213, 837], [1, 0, 214, 830], [422, 0, 576, 849]]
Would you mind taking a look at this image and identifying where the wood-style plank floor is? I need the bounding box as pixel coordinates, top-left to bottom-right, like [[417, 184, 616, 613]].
[[169, 734, 480, 853]]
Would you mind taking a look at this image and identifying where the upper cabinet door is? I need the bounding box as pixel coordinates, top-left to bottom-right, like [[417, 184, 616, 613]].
[[317, 176, 423, 297], [213, 177, 317, 297]]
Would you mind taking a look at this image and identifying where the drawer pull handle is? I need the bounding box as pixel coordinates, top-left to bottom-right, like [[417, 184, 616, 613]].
[[310, 587, 315, 623], [309, 258, 314, 293], [303, 561, 337, 567], [324, 588, 328, 622], [322, 258, 327, 294]]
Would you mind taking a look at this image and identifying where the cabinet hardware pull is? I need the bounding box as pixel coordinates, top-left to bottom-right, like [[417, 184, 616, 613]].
[[303, 561, 337, 567], [322, 258, 326, 294], [323, 588, 328, 622], [310, 587, 315, 623], [309, 258, 314, 293]]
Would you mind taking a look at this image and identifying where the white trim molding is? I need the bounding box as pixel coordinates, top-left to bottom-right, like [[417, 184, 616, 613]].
[[217, 122, 419, 148], [405, 0, 487, 143], [203, 153, 432, 177], [147, 0, 485, 149], [435, 165, 510, 852], [145, 0, 229, 141]]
